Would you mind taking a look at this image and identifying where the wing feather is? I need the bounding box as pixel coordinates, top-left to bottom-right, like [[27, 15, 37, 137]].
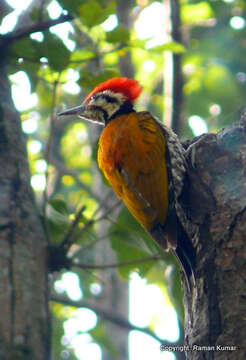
[[98, 111, 169, 230]]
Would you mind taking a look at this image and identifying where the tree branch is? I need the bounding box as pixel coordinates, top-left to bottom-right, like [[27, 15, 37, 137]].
[[42, 80, 59, 242], [67, 198, 122, 255], [51, 293, 179, 347], [71, 255, 161, 270], [0, 14, 73, 46], [60, 204, 86, 251]]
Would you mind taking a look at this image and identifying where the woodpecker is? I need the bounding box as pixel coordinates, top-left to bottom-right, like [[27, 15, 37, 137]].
[[59, 77, 196, 289]]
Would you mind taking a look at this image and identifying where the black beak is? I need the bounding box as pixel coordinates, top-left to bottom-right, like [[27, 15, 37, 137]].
[[58, 104, 85, 116]]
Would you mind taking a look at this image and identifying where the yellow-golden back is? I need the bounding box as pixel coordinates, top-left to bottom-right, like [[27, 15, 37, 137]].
[[98, 111, 169, 231]]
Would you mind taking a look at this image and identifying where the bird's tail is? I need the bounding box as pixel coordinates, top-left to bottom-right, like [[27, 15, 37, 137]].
[[172, 240, 196, 292], [150, 213, 196, 291]]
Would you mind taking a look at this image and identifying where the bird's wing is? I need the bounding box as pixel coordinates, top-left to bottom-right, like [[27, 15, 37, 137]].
[[119, 112, 169, 228], [98, 111, 169, 232]]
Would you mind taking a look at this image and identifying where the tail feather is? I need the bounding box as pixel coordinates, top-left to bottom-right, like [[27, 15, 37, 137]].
[[149, 213, 196, 291], [172, 243, 196, 292]]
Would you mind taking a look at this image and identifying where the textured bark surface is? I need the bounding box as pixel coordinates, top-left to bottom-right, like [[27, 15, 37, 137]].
[[0, 68, 49, 360], [182, 117, 246, 359]]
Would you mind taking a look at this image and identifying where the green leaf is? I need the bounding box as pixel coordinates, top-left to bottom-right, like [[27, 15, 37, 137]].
[[49, 198, 69, 215], [29, 7, 41, 21], [51, 305, 70, 360], [45, 198, 70, 244], [43, 33, 70, 72], [128, 39, 148, 49], [78, 69, 120, 90], [167, 263, 184, 323], [11, 33, 70, 72], [58, 0, 81, 14], [70, 50, 96, 62], [10, 38, 38, 59], [90, 322, 118, 357], [182, 2, 213, 24], [106, 26, 130, 44], [150, 41, 186, 54], [79, 0, 115, 27]]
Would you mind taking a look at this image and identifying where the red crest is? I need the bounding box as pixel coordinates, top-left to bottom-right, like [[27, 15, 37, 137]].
[[84, 77, 142, 104]]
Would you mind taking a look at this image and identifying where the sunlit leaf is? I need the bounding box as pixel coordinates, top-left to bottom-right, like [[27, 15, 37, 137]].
[[70, 50, 96, 62], [150, 41, 186, 54], [182, 1, 213, 24], [128, 39, 148, 49]]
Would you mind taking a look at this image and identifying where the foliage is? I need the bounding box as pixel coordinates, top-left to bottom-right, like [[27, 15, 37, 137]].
[[2, 0, 246, 358]]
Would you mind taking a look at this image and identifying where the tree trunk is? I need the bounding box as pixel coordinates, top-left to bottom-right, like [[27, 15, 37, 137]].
[[182, 116, 246, 359], [0, 66, 50, 360], [163, 0, 183, 133]]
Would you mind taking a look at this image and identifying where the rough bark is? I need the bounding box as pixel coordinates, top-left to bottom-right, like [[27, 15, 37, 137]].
[[0, 67, 50, 360], [181, 116, 246, 359]]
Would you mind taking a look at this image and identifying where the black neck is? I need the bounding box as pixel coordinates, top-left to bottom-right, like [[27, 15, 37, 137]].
[[105, 101, 135, 125]]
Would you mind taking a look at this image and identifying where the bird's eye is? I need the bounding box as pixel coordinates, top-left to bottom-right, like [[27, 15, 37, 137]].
[[89, 96, 95, 102]]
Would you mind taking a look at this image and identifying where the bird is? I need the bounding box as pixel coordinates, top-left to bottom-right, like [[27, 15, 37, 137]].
[[59, 77, 196, 290]]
